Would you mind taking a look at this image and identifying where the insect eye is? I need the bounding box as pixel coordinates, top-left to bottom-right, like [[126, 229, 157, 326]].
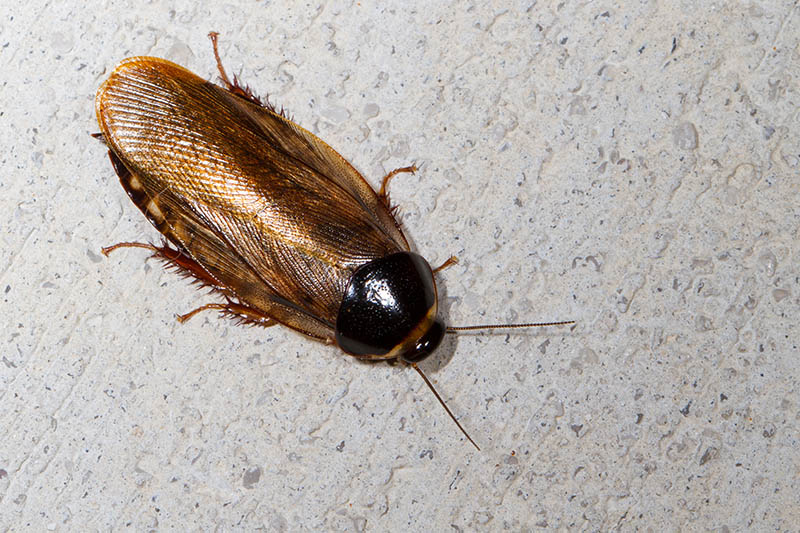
[[400, 318, 445, 364]]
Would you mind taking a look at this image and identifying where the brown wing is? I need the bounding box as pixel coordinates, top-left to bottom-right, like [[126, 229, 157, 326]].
[[106, 149, 336, 340], [96, 57, 408, 337]]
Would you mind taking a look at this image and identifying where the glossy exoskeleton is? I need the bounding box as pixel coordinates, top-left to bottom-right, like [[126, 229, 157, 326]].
[[95, 34, 572, 450]]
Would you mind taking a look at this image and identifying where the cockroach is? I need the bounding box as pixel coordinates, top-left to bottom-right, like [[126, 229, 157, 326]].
[[95, 33, 573, 450]]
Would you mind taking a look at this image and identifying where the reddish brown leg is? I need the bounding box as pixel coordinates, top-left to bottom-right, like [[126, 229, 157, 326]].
[[433, 255, 458, 273], [101, 241, 161, 257], [177, 301, 277, 328], [176, 303, 228, 323], [379, 164, 418, 208], [100, 242, 181, 261], [208, 32, 236, 92], [207, 31, 265, 107], [103, 241, 277, 329], [102, 241, 219, 288]]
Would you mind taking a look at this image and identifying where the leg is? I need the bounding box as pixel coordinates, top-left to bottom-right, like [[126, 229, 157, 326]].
[[101, 241, 162, 257], [433, 255, 458, 273], [176, 303, 228, 323], [103, 241, 277, 329], [102, 240, 220, 288], [208, 31, 236, 93], [379, 164, 417, 207], [207, 31, 267, 108], [177, 300, 277, 328]]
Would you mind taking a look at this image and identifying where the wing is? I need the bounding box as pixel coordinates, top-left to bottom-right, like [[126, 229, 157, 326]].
[[96, 57, 408, 336]]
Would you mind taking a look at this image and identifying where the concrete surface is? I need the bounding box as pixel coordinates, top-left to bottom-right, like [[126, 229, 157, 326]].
[[1, 1, 798, 530]]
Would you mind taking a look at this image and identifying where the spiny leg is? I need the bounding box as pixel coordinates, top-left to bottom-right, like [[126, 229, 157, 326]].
[[379, 164, 417, 208], [103, 241, 277, 329], [433, 255, 458, 273], [177, 301, 277, 328], [102, 241, 220, 288], [207, 31, 265, 107]]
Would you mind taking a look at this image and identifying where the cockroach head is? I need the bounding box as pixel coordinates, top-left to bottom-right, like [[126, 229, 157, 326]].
[[398, 316, 445, 363]]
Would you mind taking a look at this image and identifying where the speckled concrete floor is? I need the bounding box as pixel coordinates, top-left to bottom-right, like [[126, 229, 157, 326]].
[[1, 1, 799, 530]]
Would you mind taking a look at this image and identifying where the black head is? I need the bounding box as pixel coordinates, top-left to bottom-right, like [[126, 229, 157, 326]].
[[400, 317, 445, 363], [335, 252, 445, 362]]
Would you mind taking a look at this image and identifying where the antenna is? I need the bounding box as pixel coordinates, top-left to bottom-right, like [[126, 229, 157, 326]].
[[418, 319, 574, 449], [447, 320, 575, 333], [411, 363, 480, 451]]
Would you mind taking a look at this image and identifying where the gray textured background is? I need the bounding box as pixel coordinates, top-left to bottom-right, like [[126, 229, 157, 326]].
[[2, 1, 799, 530]]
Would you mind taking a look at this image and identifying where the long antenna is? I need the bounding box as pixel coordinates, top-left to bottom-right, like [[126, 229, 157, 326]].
[[411, 363, 480, 451], [447, 320, 574, 332]]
